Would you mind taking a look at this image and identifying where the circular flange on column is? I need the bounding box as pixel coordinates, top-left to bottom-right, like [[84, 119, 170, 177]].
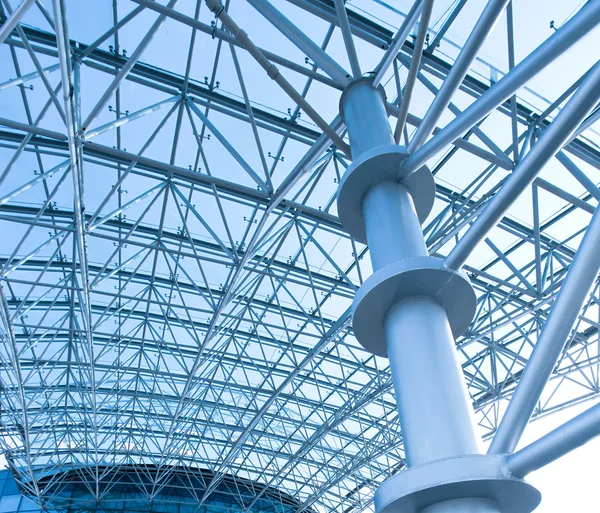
[[352, 256, 476, 357], [336, 145, 434, 244], [375, 454, 540, 513]]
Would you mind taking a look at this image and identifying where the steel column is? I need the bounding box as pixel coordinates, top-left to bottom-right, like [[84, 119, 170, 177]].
[[336, 78, 536, 513], [385, 297, 480, 466]]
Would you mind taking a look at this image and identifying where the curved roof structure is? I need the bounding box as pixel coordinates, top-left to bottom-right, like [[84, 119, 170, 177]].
[[0, 0, 599, 511]]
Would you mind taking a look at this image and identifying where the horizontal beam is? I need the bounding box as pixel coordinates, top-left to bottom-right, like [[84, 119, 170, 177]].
[[0, 116, 67, 140], [0, 129, 578, 271]]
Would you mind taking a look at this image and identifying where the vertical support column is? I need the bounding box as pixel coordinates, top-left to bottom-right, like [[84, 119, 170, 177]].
[[336, 78, 538, 512], [385, 297, 480, 466]]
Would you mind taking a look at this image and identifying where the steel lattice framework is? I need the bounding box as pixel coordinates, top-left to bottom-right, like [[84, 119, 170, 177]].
[[0, 0, 600, 511]]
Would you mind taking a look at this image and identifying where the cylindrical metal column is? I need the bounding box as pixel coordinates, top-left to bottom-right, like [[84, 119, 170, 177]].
[[342, 79, 394, 154], [343, 80, 428, 271], [363, 181, 427, 270], [384, 297, 480, 467], [340, 78, 504, 513]]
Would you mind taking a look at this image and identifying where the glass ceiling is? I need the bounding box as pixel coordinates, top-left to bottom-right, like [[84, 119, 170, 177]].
[[0, 0, 599, 511]]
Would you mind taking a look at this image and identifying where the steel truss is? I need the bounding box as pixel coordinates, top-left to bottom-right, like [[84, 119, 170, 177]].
[[0, 0, 599, 512]]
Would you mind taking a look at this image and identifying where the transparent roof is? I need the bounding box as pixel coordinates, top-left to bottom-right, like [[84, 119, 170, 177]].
[[0, 0, 599, 511]]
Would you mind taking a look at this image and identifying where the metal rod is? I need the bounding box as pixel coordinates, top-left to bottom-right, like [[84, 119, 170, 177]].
[[506, 401, 600, 477], [408, 0, 509, 153], [341, 79, 500, 513], [203, 0, 351, 157], [333, 0, 361, 78], [533, 177, 595, 215], [82, 0, 179, 130], [556, 150, 600, 202], [489, 197, 600, 454], [52, 0, 100, 475], [13, 25, 66, 123], [248, 0, 351, 86], [186, 98, 269, 193], [506, 1, 519, 163], [0, 116, 67, 140], [397, 53, 513, 169], [0, 63, 59, 91], [371, 0, 424, 88], [273, 116, 343, 206], [83, 95, 181, 140], [80, 5, 145, 59], [0, 160, 69, 206], [427, 0, 468, 51], [394, 0, 433, 143], [0, 0, 35, 45], [401, 0, 600, 177], [567, 103, 600, 145], [129, 0, 342, 90], [445, 58, 600, 272]]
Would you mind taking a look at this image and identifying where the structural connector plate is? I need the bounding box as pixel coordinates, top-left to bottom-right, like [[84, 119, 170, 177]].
[[352, 256, 476, 357], [337, 145, 434, 244], [375, 454, 540, 513]]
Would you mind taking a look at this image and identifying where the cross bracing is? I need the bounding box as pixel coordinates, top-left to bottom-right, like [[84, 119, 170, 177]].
[[0, 0, 599, 512]]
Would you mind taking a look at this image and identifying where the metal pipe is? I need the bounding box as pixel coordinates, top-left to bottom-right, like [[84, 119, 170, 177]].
[[341, 79, 500, 512], [186, 98, 269, 193], [363, 181, 427, 270], [446, 58, 600, 272], [333, 0, 361, 78], [130, 0, 342, 90], [204, 0, 351, 157], [0, 160, 69, 206], [371, 0, 424, 88], [82, 95, 180, 140], [506, 401, 600, 477], [52, 0, 100, 474], [408, 0, 510, 153], [489, 199, 600, 455], [0, 116, 67, 140], [385, 297, 481, 466], [273, 116, 343, 207], [14, 24, 66, 124], [556, 150, 600, 202], [394, 0, 433, 142], [342, 81, 428, 268], [82, 0, 179, 130], [0, 63, 59, 91], [248, 0, 351, 85], [401, 0, 600, 177], [396, 52, 513, 169], [342, 80, 393, 155], [427, 0, 468, 51], [533, 177, 594, 215], [0, 0, 36, 45], [568, 103, 600, 145]]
